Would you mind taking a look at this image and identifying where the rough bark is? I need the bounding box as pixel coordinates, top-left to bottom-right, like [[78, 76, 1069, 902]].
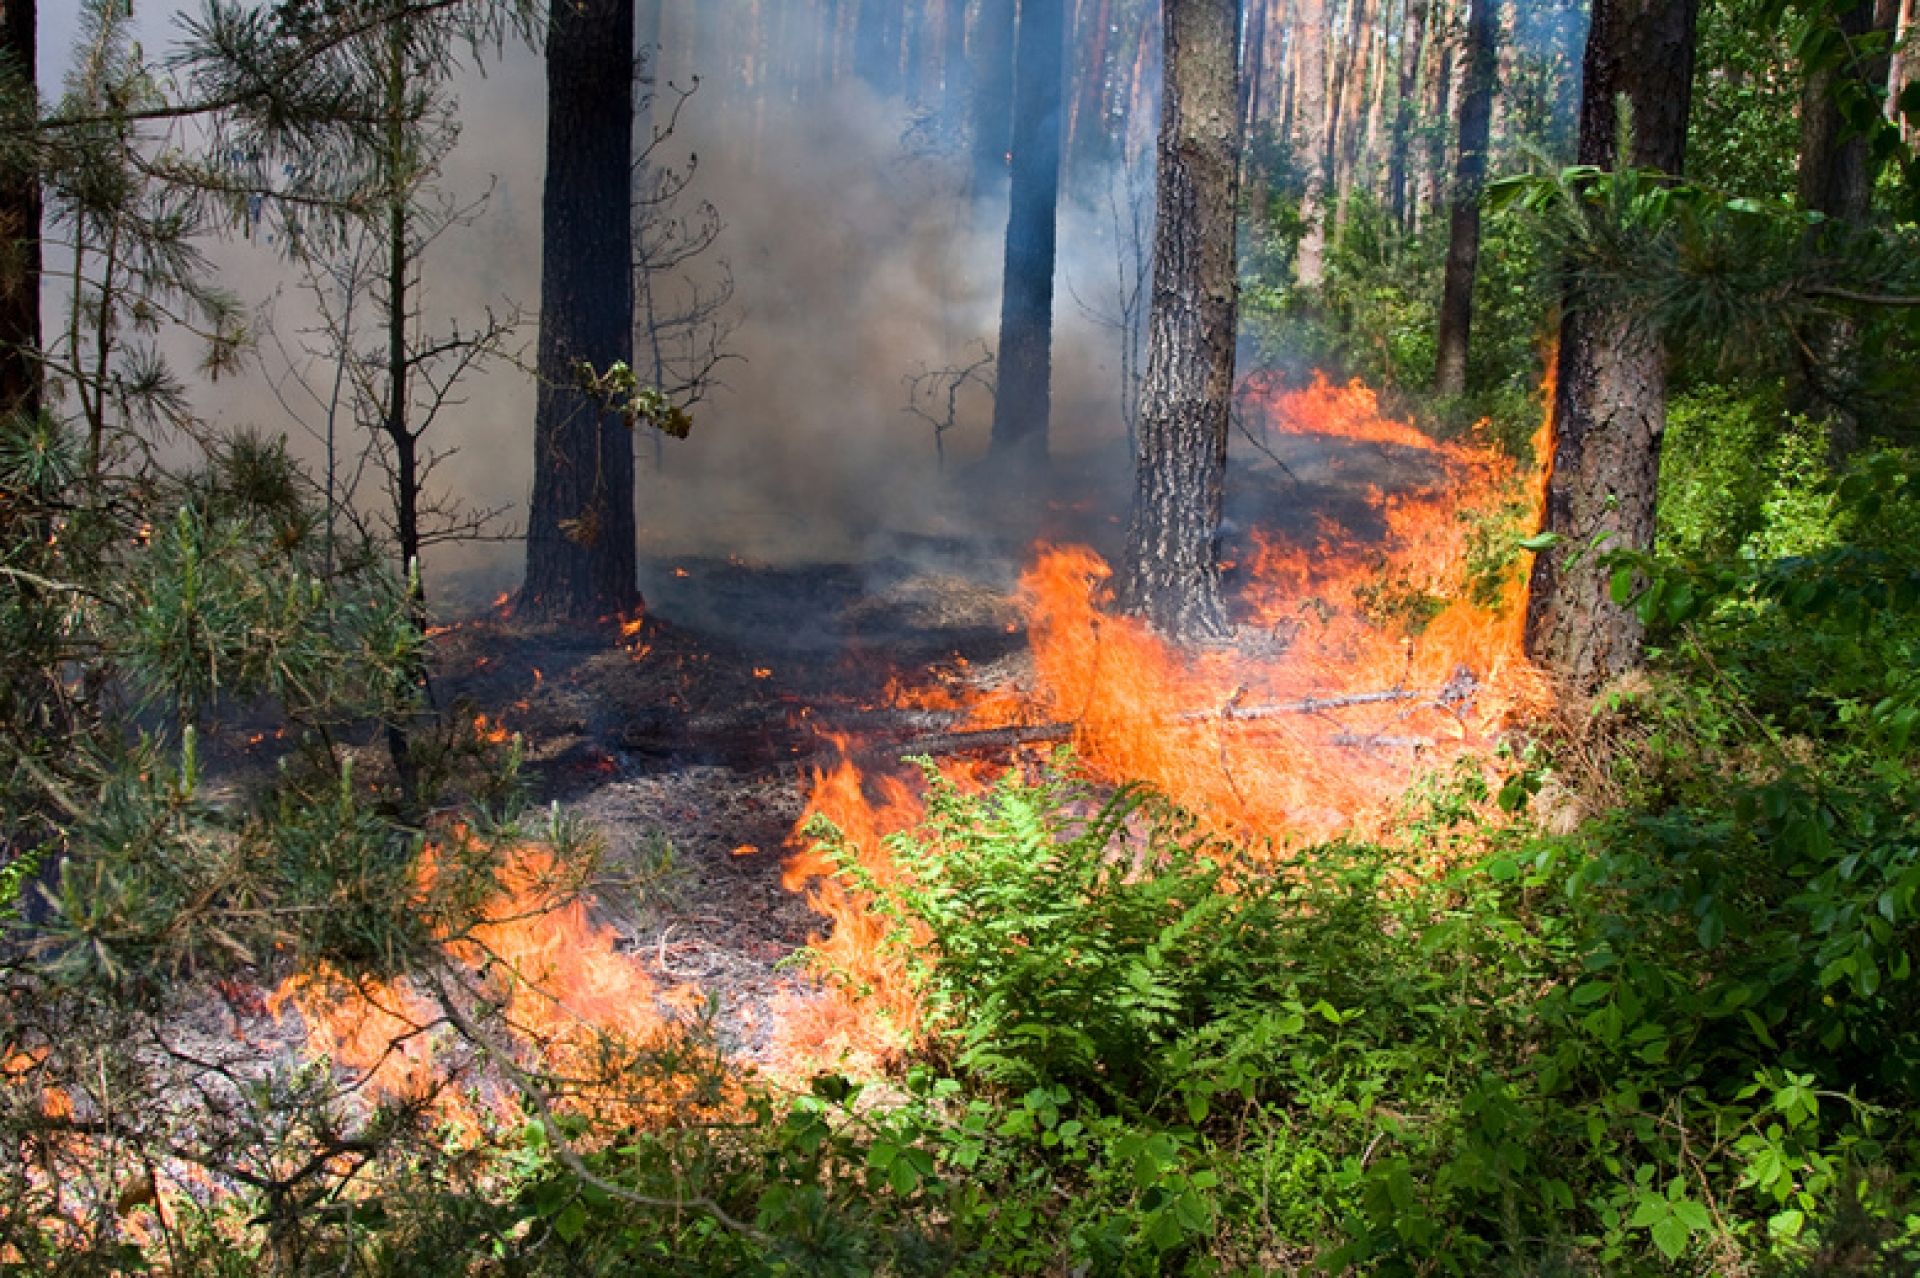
[[0, 0, 38, 426], [1119, 0, 1242, 640], [1523, 0, 1698, 691], [989, 0, 1066, 463], [1433, 0, 1495, 396], [972, 0, 1018, 193], [524, 0, 640, 620]]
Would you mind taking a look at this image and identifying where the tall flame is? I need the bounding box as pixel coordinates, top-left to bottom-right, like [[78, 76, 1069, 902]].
[[781, 375, 1555, 1062]]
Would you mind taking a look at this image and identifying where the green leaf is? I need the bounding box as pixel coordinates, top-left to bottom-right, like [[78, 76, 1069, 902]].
[[1651, 1214, 1691, 1260], [1671, 1199, 1712, 1232], [1517, 531, 1562, 551]]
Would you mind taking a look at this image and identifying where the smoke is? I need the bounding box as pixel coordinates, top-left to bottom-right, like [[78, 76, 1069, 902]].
[[38, 2, 1156, 604]]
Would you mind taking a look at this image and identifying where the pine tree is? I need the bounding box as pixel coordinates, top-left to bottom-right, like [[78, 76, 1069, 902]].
[[1119, 0, 1243, 639], [524, 0, 641, 619]]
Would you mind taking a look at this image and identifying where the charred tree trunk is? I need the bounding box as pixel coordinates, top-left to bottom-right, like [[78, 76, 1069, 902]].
[[1524, 0, 1698, 691], [1433, 0, 1495, 396], [989, 0, 1066, 463], [1119, 0, 1242, 639], [1789, 0, 1899, 457], [0, 0, 38, 426], [525, 0, 640, 620], [972, 0, 1018, 193]]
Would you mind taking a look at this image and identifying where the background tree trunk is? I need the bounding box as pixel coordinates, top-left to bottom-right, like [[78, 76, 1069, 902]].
[[1523, 0, 1699, 690], [989, 0, 1065, 462], [0, 0, 38, 425], [1291, 0, 1330, 283], [1119, 0, 1242, 639], [524, 0, 641, 619], [1387, 0, 1430, 225], [972, 0, 1017, 194], [1433, 0, 1495, 396], [1789, 0, 1900, 456]]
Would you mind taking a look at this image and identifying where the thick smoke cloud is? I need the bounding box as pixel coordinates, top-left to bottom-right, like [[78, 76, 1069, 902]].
[[42, 2, 1149, 599]]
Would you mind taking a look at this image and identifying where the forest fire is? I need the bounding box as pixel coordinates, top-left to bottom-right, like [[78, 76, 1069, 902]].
[[778, 376, 1553, 1067], [270, 838, 713, 1130]]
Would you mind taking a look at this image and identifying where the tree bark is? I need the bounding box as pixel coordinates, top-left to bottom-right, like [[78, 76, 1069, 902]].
[[989, 0, 1065, 463], [1433, 0, 1495, 396], [971, 0, 1017, 194], [0, 0, 38, 426], [1291, 0, 1330, 282], [524, 0, 640, 620], [1119, 0, 1242, 640], [1789, 0, 1899, 457], [1387, 0, 1430, 225], [1523, 0, 1698, 691]]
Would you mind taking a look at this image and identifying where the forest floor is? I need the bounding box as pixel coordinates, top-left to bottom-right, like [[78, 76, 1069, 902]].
[[417, 425, 1463, 1070]]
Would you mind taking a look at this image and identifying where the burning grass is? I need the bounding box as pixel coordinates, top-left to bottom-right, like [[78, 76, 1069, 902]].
[[781, 376, 1554, 1068]]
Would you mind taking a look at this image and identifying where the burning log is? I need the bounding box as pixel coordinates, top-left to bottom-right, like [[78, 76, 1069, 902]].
[[812, 671, 1478, 768]]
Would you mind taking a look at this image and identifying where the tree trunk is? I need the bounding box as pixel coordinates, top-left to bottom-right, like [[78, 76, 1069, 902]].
[[1433, 0, 1495, 396], [1291, 0, 1330, 283], [1119, 0, 1242, 640], [1524, 0, 1698, 691], [525, 0, 640, 620], [1070, 0, 1117, 176], [1789, 0, 1899, 457], [1419, 0, 1456, 229], [943, 0, 972, 133], [1329, 0, 1380, 236], [1239, 0, 1270, 169], [989, 0, 1065, 463], [1892, 0, 1916, 143], [972, 0, 1018, 194], [1387, 0, 1430, 225], [855, 0, 898, 92], [0, 0, 38, 426]]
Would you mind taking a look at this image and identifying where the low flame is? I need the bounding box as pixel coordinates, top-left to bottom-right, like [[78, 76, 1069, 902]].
[[273, 840, 712, 1128]]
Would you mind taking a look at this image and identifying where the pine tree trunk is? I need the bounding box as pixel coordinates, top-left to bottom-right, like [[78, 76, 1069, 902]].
[[1789, 0, 1899, 457], [1119, 0, 1242, 640], [972, 0, 1017, 193], [1070, 0, 1117, 176], [1330, 0, 1380, 236], [1419, 0, 1456, 231], [1433, 0, 1494, 396], [1387, 0, 1430, 225], [524, 0, 640, 620], [989, 0, 1065, 462], [1239, 0, 1270, 167], [943, 0, 972, 133], [1292, 0, 1330, 282], [1524, 0, 1698, 691], [0, 0, 38, 426]]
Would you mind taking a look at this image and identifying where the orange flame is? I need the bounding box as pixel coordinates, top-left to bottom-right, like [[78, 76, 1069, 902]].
[[779, 376, 1555, 1068]]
